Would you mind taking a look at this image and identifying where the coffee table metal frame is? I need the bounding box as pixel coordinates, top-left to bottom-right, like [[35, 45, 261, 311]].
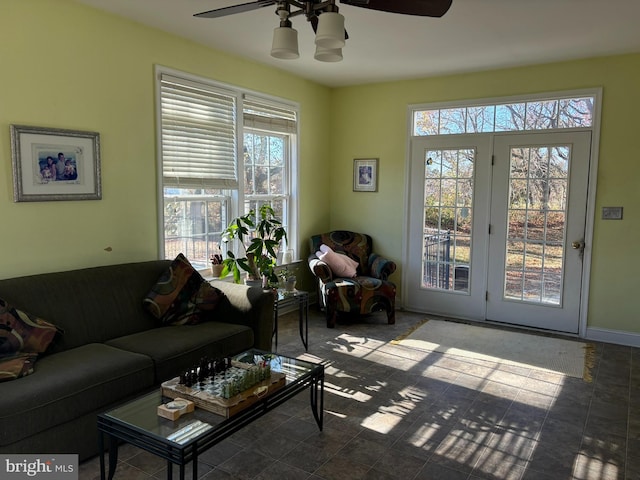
[[97, 350, 324, 480]]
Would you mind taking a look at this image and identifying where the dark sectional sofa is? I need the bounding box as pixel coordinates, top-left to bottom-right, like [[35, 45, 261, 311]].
[[0, 260, 274, 460]]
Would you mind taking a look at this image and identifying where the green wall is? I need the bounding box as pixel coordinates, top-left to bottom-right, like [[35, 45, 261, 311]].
[[329, 54, 640, 333], [2, 1, 638, 335], [0, 0, 331, 280]]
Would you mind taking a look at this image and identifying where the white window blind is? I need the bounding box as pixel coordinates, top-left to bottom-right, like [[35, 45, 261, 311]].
[[243, 95, 297, 134], [160, 74, 238, 189]]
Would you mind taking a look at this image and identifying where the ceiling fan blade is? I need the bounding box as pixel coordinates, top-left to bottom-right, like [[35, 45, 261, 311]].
[[339, 0, 452, 18], [194, 0, 276, 19]]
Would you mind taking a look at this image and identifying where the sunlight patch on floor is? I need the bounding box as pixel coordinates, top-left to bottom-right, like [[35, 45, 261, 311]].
[[361, 411, 403, 435]]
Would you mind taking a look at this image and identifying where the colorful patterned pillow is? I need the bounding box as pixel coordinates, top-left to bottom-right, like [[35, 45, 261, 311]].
[[143, 254, 225, 325], [0, 298, 62, 355], [0, 353, 37, 382], [170, 282, 226, 326], [142, 253, 203, 324], [193, 282, 225, 312]]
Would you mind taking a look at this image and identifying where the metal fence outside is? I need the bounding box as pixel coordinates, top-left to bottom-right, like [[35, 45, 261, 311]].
[[423, 229, 451, 289]]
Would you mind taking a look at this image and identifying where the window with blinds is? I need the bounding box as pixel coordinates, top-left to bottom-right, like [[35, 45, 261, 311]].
[[159, 74, 238, 189], [156, 69, 298, 271]]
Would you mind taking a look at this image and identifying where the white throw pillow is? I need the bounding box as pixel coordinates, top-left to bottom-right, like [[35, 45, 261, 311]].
[[316, 244, 359, 278]]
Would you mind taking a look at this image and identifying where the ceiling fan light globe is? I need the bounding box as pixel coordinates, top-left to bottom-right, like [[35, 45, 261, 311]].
[[315, 12, 345, 49], [314, 45, 343, 62], [271, 26, 299, 59]]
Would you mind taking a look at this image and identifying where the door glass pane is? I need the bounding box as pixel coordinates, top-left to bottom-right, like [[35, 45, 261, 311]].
[[422, 149, 474, 292], [502, 145, 571, 305]]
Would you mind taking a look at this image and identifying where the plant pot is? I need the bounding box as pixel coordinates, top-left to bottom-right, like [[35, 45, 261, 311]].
[[285, 276, 296, 292], [210, 264, 224, 277], [245, 278, 263, 288]]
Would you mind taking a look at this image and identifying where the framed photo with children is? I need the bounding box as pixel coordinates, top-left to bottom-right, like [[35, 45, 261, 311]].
[[10, 125, 101, 202]]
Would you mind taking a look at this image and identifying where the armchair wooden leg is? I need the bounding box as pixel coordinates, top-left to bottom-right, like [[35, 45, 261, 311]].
[[387, 308, 396, 325], [326, 308, 337, 328]]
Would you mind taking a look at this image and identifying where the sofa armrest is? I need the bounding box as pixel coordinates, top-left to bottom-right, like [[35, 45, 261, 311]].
[[368, 253, 397, 280], [308, 254, 333, 283], [211, 282, 275, 351]]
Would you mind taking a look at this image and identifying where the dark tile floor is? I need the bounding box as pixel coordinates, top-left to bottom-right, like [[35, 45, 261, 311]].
[[80, 308, 640, 480]]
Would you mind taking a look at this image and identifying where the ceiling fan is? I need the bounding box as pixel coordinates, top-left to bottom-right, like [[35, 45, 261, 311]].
[[194, 0, 453, 62]]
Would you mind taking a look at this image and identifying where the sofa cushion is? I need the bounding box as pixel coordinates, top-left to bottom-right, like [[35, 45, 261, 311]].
[[106, 321, 254, 382], [0, 343, 155, 447], [0, 353, 37, 382], [0, 298, 62, 355]]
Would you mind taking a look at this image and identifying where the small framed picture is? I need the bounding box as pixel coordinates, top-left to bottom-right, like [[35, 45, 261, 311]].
[[10, 124, 101, 202], [353, 158, 378, 192]]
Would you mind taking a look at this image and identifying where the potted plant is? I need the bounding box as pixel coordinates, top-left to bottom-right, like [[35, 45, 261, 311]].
[[278, 264, 298, 292], [220, 204, 288, 287], [209, 244, 224, 277]]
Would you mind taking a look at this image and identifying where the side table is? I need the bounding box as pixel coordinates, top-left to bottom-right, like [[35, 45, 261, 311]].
[[273, 289, 309, 351]]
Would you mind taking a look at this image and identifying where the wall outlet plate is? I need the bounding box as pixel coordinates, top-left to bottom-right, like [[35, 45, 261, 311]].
[[602, 207, 623, 220]]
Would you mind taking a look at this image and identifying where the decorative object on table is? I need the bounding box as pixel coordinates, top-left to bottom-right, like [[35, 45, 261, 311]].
[[157, 398, 195, 420], [284, 276, 296, 291], [281, 248, 294, 265], [161, 355, 285, 418], [220, 203, 288, 286], [353, 158, 378, 192], [10, 124, 101, 202], [308, 230, 397, 328], [210, 243, 224, 277], [278, 263, 298, 291]]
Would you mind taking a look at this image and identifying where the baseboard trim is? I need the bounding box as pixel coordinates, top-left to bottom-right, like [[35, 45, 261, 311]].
[[585, 327, 640, 348]]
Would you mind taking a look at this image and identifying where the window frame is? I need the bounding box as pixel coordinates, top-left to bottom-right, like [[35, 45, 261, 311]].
[[411, 89, 598, 137], [155, 66, 299, 272]]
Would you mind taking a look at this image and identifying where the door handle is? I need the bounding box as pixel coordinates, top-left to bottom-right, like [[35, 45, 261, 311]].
[[571, 240, 585, 260]]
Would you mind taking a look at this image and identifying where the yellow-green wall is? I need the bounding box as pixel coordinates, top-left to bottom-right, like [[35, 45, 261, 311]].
[[329, 54, 640, 333], [0, 0, 330, 281], [2, 1, 639, 335]]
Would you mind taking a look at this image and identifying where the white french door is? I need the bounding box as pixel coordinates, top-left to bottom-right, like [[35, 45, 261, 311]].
[[405, 135, 492, 320], [405, 131, 591, 334], [486, 132, 591, 333]]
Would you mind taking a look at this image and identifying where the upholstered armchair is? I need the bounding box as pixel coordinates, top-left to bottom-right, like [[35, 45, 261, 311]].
[[308, 231, 397, 328]]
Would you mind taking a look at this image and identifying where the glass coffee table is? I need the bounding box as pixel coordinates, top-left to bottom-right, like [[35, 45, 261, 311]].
[[97, 350, 324, 480]]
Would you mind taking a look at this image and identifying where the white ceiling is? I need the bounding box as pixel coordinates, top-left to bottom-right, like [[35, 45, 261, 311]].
[[76, 0, 640, 87]]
